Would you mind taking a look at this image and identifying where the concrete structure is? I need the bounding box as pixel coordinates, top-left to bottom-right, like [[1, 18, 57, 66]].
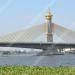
[[45, 8, 53, 42]]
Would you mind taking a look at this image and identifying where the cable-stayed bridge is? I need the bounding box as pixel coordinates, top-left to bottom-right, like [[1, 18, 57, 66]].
[[0, 8, 75, 54], [0, 23, 75, 51]]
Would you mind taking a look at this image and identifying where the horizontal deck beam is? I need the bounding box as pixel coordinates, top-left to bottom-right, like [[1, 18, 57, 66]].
[[0, 42, 75, 49]]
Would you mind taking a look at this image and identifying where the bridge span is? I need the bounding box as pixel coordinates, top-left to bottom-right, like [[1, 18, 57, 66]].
[[0, 42, 75, 50], [0, 9, 75, 54]]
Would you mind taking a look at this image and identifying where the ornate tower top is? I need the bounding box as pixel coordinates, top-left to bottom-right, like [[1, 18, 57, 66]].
[[45, 8, 53, 20]]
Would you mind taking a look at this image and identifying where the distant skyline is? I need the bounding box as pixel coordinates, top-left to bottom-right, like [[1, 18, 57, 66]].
[[0, 0, 75, 36]]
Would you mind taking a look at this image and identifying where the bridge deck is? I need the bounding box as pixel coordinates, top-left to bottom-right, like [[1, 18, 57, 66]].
[[0, 42, 75, 49]]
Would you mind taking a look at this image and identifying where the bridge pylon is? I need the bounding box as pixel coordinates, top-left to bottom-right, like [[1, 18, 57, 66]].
[[45, 8, 53, 43]]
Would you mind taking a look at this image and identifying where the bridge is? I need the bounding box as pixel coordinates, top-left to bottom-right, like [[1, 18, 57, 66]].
[[0, 8, 75, 54], [0, 42, 75, 49]]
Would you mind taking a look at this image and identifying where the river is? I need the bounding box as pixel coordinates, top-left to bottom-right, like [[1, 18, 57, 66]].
[[0, 54, 75, 66]]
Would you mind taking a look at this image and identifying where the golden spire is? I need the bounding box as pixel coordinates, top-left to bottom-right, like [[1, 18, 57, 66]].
[[45, 8, 53, 20]]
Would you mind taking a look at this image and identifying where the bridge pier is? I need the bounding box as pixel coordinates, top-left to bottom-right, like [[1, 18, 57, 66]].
[[37, 45, 64, 55]]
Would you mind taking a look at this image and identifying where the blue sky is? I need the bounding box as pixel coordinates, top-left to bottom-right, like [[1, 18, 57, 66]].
[[0, 0, 75, 36]]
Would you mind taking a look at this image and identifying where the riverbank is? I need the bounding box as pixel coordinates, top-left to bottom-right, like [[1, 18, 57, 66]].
[[0, 66, 75, 75]]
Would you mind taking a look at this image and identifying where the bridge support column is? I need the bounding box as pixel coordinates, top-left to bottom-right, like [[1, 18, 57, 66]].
[[37, 45, 63, 55]]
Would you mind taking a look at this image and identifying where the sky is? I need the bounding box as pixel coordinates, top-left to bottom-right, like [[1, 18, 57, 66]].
[[0, 0, 75, 36]]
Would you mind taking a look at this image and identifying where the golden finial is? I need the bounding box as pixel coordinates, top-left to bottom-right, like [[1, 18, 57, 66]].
[[45, 8, 53, 20]]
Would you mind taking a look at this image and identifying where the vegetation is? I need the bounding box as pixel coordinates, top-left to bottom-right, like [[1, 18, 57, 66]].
[[0, 66, 75, 75]]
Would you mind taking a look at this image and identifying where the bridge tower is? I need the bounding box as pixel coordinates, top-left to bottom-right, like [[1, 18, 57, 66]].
[[45, 8, 53, 42]]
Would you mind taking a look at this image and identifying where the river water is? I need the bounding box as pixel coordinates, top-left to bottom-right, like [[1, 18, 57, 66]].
[[0, 54, 75, 66]]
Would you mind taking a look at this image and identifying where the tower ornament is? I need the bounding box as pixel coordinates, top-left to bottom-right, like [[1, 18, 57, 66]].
[[45, 8, 53, 20]]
